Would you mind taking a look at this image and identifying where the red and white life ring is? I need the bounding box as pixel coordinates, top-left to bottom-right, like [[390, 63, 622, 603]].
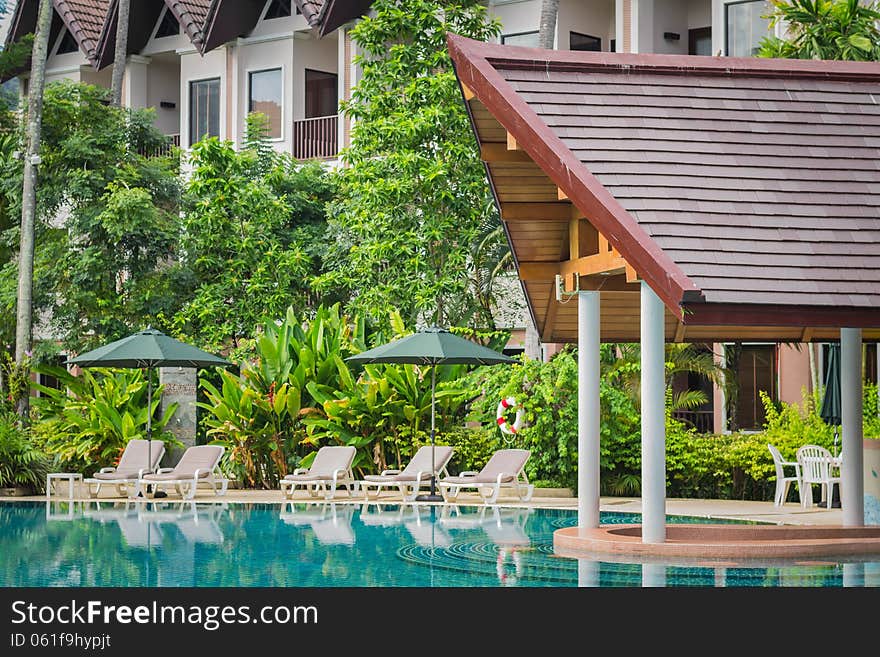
[[496, 397, 524, 435]]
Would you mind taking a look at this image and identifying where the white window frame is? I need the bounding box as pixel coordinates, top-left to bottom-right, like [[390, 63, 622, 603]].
[[246, 65, 285, 142], [188, 76, 222, 147]]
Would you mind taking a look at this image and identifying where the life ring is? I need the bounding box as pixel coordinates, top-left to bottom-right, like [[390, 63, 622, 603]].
[[496, 397, 524, 435]]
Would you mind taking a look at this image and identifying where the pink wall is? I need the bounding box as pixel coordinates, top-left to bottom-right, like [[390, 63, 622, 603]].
[[778, 343, 813, 406]]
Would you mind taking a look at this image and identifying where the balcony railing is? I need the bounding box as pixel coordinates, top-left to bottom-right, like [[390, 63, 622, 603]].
[[672, 410, 715, 434], [292, 115, 338, 160], [139, 133, 180, 158]]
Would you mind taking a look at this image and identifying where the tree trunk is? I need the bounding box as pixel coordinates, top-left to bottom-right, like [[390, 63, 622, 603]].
[[14, 0, 53, 418], [538, 0, 560, 50], [110, 0, 131, 106]]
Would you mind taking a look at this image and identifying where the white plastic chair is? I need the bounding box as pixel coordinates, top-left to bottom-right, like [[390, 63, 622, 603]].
[[796, 444, 841, 509], [767, 444, 802, 507]]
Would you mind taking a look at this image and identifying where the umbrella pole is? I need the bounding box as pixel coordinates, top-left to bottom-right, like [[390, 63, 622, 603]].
[[416, 365, 443, 502]]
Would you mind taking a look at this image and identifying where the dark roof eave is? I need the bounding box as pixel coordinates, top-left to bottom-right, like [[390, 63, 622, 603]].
[[682, 303, 880, 330], [317, 0, 372, 37]]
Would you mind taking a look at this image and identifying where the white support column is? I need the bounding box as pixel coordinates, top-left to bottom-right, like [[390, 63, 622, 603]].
[[641, 282, 666, 544], [841, 328, 864, 527], [578, 291, 601, 532]]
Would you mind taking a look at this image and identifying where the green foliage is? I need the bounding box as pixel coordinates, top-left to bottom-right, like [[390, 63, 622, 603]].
[[0, 349, 31, 414], [316, 0, 506, 331], [459, 346, 643, 492], [0, 81, 182, 353], [301, 309, 470, 473], [0, 411, 51, 491], [864, 383, 880, 439], [31, 365, 178, 476], [758, 0, 880, 61], [173, 135, 336, 351], [759, 388, 835, 451], [199, 304, 365, 487]]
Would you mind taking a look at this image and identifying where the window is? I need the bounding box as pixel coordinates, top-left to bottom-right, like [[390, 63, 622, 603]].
[[56, 29, 79, 55], [725, 0, 771, 57], [570, 32, 601, 52], [305, 69, 337, 119], [264, 0, 292, 19], [730, 344, 777, 431], [155, 8, 180, 38], [36, 355, 66, 397], [189, 78, 220, 146], [249, 68, 283, 139], [689, 26, 712, 55], [501, 31, 539, 47]]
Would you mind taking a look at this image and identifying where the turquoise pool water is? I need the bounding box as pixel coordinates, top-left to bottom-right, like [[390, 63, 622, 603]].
[[3, 500, 879, 587]]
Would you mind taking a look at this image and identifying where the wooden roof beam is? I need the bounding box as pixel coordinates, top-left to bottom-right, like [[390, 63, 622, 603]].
[[560, 251, 627, 280], [507, 131, 521, 151]]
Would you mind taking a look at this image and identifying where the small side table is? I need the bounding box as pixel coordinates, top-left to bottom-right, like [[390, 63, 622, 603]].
[[46, 473, 82, 501]]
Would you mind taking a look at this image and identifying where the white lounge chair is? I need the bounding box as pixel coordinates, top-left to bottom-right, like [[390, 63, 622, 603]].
[[136, 445, 228, 500], [280, 446, 357, 500], [83, 439, 165, 498], [438, 449, 534, 504], [358, 445, 454, 502]]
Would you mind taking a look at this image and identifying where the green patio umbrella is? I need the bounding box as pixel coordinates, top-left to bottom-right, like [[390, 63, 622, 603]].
[[346, 327, 515, 501], [67, 327, 231, 484], [820, 343, 842, 454]]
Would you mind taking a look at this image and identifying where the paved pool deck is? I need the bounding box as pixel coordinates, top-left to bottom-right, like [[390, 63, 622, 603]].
[[15, 485, 847, 526]]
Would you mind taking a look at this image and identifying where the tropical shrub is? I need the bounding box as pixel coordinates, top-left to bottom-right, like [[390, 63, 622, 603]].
[[303, 311, 476, 474], [865, 383, 880, 439], [459, 345, 643, 493], [199, 303, 366, 487], [0, 412, 51, 492], [31, 366, 178, 476], [758, 0, 880, 61]]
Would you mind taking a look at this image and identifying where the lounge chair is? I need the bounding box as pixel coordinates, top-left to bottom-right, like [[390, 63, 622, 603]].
[[438, 448, 534, 504], [280, 446, 357, 500], [358, 445, 454, 502], [136, 445, 228, 500], [83, 439, 166, 498]]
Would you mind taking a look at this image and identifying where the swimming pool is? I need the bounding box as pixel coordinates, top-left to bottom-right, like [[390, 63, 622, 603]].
[[3, 500, 879, 587]]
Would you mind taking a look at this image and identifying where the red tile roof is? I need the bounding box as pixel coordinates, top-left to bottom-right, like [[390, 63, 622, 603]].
[[165, 0, 211, 49], [448, 34, 880, 333], [54, 0, 109, 63]]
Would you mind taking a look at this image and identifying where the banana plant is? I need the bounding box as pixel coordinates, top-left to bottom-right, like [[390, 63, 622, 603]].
[[32, 365, 178, 476]]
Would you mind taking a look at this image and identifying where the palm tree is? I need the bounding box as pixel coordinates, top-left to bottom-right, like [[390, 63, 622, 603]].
[[14, 0, 53, 417], [604, 342, 734, 416], [110, 0, 131, 106], [538, 0, 560, 49]]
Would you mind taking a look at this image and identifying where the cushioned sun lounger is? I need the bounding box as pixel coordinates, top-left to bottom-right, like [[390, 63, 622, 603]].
[[136, 445, 228, 500], [83, 439, 166, 498], [358, 445, 454, 502], [438, 449, 534, 504], [280, 446, 357, 500]]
